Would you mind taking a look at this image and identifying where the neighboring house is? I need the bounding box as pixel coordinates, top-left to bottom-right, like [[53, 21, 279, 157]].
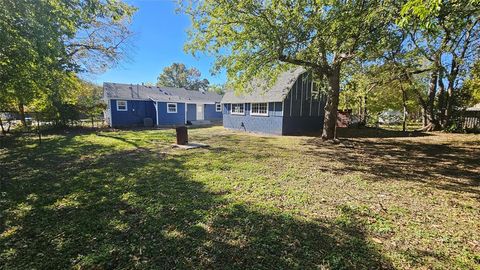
[[466, 103, 480, 111], [103, 83, 223, 127], [463, 103, 480, 131], [378, 110, 403, 125], [337, 109, 352, 128], [221, 69, 326, 135]]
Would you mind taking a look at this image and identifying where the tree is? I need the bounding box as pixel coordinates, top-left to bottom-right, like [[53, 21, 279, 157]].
[[461, 59, 480, 106], [0, 0, 135, 126], [399, 0, 480, 130], [340, 60, 425, 131], [64, 0, 136, 73], [181, 0, 399, 139], [208, 84, 226, 95], [0, 89, 16, 135], [0, 0, 57, 126], [156, 63, 210, 90], [75, 80, 105, 123]]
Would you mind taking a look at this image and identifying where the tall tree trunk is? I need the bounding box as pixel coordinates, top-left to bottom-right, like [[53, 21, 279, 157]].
[[18, 102, 26, 127], [422, 107, 427, 127], [410, 84, 428, 130], [444, 61, 459, 128], [0, 116, 5, 136], [322, 66, 340, 140], [444, 80, 455, 127], [444, 24, 472, 128], [363, 95, 367, 125], [358, 96, 363, 121], [424, 71, 439, 131], [437, 69, 446, 126], [401, 86, 408, 132]]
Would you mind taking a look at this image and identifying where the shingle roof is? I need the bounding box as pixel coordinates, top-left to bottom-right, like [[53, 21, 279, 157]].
[[466, 103, 480, 111], [103, 83, 222, 103], [221, 68, 305, 103]]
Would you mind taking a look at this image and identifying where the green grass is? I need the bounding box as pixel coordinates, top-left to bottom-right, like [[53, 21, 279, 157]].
[[1, 127, 479, 269]]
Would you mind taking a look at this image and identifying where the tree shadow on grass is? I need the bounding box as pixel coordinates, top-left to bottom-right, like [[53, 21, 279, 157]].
[[336, 127, 430, 139], [1, 134, 393, 269], [96, 132, 143, 148], [285, 127, 430, 138], [304, 131, 479, 198]]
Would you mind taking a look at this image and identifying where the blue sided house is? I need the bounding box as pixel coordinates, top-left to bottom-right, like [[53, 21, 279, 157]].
[[222, 68, 326, 135], [103, 83, 223, 128]]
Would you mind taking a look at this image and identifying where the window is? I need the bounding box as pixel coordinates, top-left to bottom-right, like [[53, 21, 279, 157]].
[[215, 103, 222, 112], [231, 103, 245, 115], [167, 103, 177, 113], [251, 103, 268, 116], [116, 100, 127, 111]]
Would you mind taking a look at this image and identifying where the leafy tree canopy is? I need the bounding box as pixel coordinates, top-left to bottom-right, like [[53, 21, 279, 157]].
[[180, 0, 400, 139], [181, 0, 398, 88], [461, 60, 480, 106], [0, 0, 136, 125], [156, 62, 210, 90], [397, 0, 479, 129], [208, 84, 227, 95]]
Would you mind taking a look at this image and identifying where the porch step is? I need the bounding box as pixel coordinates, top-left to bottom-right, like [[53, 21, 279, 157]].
[[190, 120, 211, 125]]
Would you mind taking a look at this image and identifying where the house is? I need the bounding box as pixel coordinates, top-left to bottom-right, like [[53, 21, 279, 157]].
[[337, 109, 352, 128], [221, 69, 326, 135], [103, 83, 223, 128], [466, 103, 480, 111], [378, 109, 403, 125], [462, 103, 480, 131]]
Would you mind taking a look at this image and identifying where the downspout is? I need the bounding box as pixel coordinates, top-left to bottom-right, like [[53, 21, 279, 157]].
[[156, 102, 159, 126], [300, 78, 304, 117], [307, 80, 313, 116], [290, 85, 293, 116], [109, 99, 113, 127], [149, 97, 159, 126]]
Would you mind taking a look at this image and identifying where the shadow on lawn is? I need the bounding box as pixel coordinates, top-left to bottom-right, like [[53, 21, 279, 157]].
[[288, 127, 430, 138], [335, 127, 430, 139], [305, 129, 479, 198], [1, 134, 393, 269]]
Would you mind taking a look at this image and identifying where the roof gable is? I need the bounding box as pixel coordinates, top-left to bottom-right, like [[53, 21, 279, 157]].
[[467, 103, 480, 111], [221, 68, 305, 103]]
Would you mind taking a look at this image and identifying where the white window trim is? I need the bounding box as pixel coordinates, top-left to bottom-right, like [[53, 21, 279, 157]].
[[167, 102, 177, 113], [250, 102, 269, 116], [116, 100, 128, 111], [231, 103, 245, 115], [215, 102, 222, 112]]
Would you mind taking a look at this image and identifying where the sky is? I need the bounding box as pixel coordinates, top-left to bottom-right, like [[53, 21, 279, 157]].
[[92, 0, 226, 86]]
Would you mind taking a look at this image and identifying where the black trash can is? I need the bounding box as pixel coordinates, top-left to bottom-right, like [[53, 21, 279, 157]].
[[176, 126, 188, 145]]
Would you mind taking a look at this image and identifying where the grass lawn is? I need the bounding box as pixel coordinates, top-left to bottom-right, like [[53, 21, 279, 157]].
[[1, 126, 479, 269]]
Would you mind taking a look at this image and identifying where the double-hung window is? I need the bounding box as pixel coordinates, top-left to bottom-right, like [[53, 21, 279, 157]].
[[251, 103, 268, 116], [215, 103, 222, 112], [117, 100, 127, 111], [231, 103, 245, 115], [167, 103, 177, 113]]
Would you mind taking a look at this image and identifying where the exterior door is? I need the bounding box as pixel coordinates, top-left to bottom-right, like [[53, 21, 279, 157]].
[[196, 104, 204, 120], [186, 104, 196, 121]]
